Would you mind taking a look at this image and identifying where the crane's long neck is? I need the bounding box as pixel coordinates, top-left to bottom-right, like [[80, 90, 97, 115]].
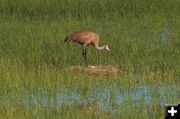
[[95, 45, 107, 50]]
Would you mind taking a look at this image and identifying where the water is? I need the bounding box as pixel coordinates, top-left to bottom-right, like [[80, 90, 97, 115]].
[[160, 27, 170, 43], [1, 84, 178, 112]]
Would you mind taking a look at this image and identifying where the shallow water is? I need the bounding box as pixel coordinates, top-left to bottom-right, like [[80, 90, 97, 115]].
[[1, 83, 178, 112]]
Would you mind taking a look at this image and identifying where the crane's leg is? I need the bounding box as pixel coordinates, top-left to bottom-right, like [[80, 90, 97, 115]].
[[82, 48, 88, 65]]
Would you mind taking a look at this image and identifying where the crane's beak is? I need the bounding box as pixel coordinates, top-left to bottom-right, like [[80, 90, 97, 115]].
[[106, 45, 111, 51]]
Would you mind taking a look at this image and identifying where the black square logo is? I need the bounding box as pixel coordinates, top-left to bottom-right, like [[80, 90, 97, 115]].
[[165, 104, 180, 119]]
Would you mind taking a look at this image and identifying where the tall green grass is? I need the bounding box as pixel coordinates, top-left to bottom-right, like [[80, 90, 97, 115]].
[[0, 0, 179, 19], [0, 0, 180, 119]]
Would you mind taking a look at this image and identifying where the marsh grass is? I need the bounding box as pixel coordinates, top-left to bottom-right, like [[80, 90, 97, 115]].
[[0, 0, 180, 119]]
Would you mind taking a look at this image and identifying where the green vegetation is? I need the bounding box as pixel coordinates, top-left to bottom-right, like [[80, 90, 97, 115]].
[[0, 0, 179, 119]]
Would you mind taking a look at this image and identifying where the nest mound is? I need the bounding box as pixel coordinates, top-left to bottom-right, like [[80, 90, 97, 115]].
[[67, 65, 120, 75]]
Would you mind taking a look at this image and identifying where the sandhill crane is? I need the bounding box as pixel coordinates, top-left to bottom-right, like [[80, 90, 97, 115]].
[[64, 30, 111, 64]]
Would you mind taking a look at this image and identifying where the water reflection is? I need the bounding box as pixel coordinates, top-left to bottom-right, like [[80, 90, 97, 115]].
[[1, 84, 178, 112]]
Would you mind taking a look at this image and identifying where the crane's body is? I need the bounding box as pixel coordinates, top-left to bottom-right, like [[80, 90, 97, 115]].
[[64, 30, 111, 64]]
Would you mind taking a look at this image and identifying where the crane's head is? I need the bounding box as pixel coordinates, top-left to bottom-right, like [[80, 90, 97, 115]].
[[105, 45, 111, 51], [64, 31, 76, 43]]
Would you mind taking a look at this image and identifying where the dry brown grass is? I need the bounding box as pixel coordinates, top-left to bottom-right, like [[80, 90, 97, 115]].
[[66, 65, 120, 75]]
